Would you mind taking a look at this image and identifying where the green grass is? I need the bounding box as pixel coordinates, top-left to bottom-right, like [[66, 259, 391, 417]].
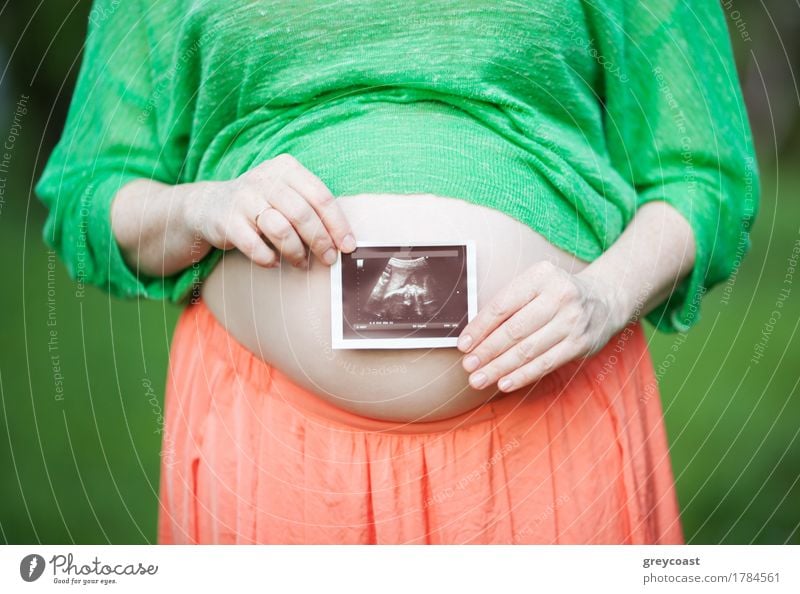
[[1, 141, 798, 543]]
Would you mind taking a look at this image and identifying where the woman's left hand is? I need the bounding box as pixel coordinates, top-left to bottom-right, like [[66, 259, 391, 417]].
[[457, 260, 632, 393]]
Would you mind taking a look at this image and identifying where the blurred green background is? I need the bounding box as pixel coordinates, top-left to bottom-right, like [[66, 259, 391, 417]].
[[1, 2, 798, 544]]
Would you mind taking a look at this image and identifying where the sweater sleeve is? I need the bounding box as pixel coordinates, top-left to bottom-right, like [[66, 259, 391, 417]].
[[35, 0, 217, 302], [595, 0, 760, 332]]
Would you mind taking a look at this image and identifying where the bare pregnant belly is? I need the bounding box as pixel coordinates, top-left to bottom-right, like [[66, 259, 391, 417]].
[[201, 193, 589, 422]]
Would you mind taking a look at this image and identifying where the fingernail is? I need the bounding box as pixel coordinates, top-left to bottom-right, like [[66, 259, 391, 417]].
[[341, 234, 356, 252], [293, 259, 308, 269], [463, 355, 480, 373], [498, 378, 513, 392], [457, 334, 473, 352], [323, 248, 338, 265], [470, 372, 487, 389]]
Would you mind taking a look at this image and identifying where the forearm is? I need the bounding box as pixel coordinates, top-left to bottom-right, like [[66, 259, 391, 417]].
[[577, 200, 697, 328], [110, 178, 213, 277]]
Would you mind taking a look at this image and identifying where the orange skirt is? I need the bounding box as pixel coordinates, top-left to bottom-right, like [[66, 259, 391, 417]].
[[157, 299, 683, 544]]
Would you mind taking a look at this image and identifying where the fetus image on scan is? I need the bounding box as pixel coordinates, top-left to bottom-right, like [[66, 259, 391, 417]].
[[340, 245, 470, 342], [363, 256, 440, 321]]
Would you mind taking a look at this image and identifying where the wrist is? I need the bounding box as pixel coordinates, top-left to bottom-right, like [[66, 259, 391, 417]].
[[175, 181, 214, 263], [576, 264, 637, 331]]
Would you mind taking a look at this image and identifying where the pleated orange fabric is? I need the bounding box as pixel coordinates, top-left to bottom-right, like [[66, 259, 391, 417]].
[[157, 299, 683, 544]]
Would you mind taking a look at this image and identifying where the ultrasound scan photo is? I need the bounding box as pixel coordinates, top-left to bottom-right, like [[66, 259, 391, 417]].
[[332, 243, 476, 348]]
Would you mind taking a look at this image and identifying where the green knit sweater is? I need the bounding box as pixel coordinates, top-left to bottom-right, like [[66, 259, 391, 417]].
[[36, 0, 759, 333]]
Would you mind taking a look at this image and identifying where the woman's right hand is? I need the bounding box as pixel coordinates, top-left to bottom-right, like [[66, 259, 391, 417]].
[[183, 153, 357, 269]]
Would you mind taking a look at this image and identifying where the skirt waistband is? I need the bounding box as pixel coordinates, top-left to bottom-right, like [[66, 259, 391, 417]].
[[186, 297, 597, 435]]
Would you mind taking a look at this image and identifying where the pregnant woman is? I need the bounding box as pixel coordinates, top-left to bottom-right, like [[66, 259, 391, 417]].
[[37, 0, 758, 544]]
